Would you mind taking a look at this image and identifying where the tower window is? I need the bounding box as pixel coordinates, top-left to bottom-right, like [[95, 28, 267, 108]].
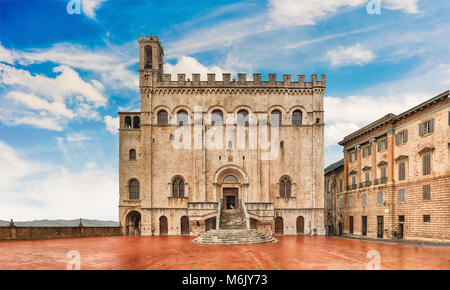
[[144, 46, 152, 69], [133, 116, 140, 129], [172, 176, 185, 197], [292, 110, 302, 125], [211, 110, 223, 126], [279, 176, 292, 197], [237, 109, 249, 126], [125, 116, 132, 129], [177, 110, 189, 126], [157, 110, 168, 125], [129, 179, 140, 200], [271, 109, 282, 126], [129, 149, 136, 160]]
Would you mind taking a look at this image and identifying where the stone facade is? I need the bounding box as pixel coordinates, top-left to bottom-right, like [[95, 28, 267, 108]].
[[324, 159, 344, 236], [118, 35, 326, 236], [338, 91, 450, 242]]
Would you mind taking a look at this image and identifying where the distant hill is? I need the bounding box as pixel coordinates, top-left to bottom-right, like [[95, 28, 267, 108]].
[[0, 219, 119, 227]]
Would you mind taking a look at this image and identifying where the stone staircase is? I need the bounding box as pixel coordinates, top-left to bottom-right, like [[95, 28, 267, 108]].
[[193, 229, 276, 245], [194, 206, 276, 245]]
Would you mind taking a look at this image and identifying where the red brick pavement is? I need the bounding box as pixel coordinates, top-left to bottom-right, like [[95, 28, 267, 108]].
[[0, 236, 448, 270]]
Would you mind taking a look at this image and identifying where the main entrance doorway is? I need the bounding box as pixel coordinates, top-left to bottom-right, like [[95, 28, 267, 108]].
[[377, 216, 384, 238], [223, 188, 238, 209]]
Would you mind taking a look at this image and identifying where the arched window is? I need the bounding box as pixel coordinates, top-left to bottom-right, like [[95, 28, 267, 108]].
[[292, 110, 302, 125], [125, 116, 132, 129], [279, 176, 292, 197], [144, 46, 152, 69], [237, 109, 249, 126], [211, 110, 223, 126], [177, 110, 189, 126], [129, 149, 136, 160], [133, 116, 140, 129], [129, 179, 140, 200], [271, 109, 282, 126], [172, 176, 185, 197], [223, 175, 238, 183], [157, 110, 168, 125]]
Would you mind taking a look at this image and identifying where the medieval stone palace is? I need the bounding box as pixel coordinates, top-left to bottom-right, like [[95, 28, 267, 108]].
[[119, 35, 326, 237]]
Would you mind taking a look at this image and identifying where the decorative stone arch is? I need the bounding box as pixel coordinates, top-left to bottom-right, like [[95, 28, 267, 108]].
[[205, 105, 227, 126], [124, 209, 141, 236], [172, 104, 193, 116], [213, 164, 250, 203]]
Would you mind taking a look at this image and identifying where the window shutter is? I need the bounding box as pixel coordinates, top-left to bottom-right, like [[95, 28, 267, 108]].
[[429, 119, 435, 133], [368, 145, 371, 155], [395, 133, 399, 145], [419, 123, 424, 136], [404, 130, 408, 142], [377, 141, 381, 151]]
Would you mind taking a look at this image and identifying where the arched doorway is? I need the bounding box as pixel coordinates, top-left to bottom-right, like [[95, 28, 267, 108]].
[[274, 217, 283, 235], [205, 217, 216, 232], [250, 218, 258, 229], [296, 216, 304, 234], [125, 211, 141, 236], [180, 216, 189, 235], [159, 216, 168, 235]]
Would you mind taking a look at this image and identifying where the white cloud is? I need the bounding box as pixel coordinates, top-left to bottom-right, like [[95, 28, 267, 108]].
[[164, 56, 233, 81], [384, 0, 420, 14], [0, 140, 118, 221], [268, 0, 365, 27], [0, 63, 106, 130], [327, 43, 375, 66], [82, 0, 108, 19], [0, 42, 138, 90], [104, 116, 119, 134]]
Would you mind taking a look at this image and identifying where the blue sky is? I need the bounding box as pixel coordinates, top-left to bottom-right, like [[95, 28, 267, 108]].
[[0, 0, 449, 221]]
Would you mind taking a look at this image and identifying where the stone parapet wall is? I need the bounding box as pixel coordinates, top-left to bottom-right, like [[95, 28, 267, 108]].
[[0, 226, 122, 241]]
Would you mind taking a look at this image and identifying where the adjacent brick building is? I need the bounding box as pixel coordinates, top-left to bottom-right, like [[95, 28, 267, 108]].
[[118, 35, 326, 236], [324, 159, 344, 236], [337, 91, 449, 242]]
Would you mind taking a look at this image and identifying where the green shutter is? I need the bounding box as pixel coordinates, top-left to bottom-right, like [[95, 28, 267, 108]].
[[419, 123, 424, 136], [429, 119, 435, 133]]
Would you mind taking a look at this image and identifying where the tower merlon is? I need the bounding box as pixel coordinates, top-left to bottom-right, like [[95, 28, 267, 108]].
[[153, 73, 326, 89]]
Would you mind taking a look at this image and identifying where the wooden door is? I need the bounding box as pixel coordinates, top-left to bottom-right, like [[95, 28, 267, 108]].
[[223, 188, 238, 209], [275, 217, 283, 235], [296, 216, 304, 234], [180, 216, 189, 235], [349, 216, 354, 234], [159, 216, 168, 235], [362, 216, 367, 236], [377, 216, 384, 238]]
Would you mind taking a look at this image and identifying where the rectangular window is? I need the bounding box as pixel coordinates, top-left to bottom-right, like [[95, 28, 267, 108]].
[[422, 184, 431, 200], [362, 145, 371, 157], [377, 192, 383, 204], [365, 172, 370, 182], [327, 200, 331, 209], [395, 130, 408, 145], [327, 180, 331, 192], [423, 215, 430, 222], [419, 119, 435, 136], [349, 151, 357, 163], [381, 167, 387, 179], [423, 154, 431, 175], [349, 196, 353, 208], [399, 215, 405, 222], [339, 198, 343, 209], [362, 194, 367, 206], [398, 161, 406, 181], [398, 189, 405, 203], [377, 138, 387, 152], [339, 179, 343, 192], [351, 175, 356, 185]]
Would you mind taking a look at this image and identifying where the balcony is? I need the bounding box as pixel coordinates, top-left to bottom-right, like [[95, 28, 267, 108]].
[[346, 184, 357, 191], [359, 181, 372, 188], [374, 177, 387, 185]]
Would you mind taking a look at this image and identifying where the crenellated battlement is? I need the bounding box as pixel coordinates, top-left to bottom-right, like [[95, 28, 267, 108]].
[[152, 73, 326, 88]]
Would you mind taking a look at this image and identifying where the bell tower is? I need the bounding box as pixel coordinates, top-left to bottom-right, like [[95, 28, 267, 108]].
[[138, 34, 164, 88]]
